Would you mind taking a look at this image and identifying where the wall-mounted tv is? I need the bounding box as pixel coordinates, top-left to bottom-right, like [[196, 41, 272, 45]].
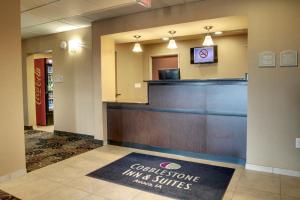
[[191, 46, 218, 64]]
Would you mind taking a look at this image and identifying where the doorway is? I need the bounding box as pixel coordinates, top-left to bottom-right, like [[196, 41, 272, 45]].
[[151, 55, 179, 80], [26, 53, 54, 132]]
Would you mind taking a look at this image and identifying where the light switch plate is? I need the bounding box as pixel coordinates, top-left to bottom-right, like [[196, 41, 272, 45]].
[[296, 138, 300, 149]]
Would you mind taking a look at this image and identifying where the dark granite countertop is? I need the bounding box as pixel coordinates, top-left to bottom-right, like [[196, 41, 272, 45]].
[[144, 78, 248, 85]]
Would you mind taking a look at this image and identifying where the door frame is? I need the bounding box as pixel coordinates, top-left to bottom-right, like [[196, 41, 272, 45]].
[[26, 53, 53, 128], [149, 52, 180, 80]]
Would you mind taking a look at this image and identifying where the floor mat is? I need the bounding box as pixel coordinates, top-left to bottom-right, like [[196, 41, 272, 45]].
[[88, 152, 234, 200]]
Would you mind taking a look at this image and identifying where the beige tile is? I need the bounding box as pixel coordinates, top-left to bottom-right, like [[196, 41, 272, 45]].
[[0, 173, 41, 191], [223, 190, 234, 200], [281, 195, 300, 200], [281, 175, 300, 198], [63, 176, 108, 194], [83, 194, 109, 200], [96, 145, 132, 155], [233, 186, 280, 200], [62, 156, 108, 172], [95, 182, 140, 200], [133, 191, 173, 200], [33, 164, 88, 184], [81, 149, 126, 162], [34, 125, 54, 132], [4, 178, 61, 200], [227, 168, 244, 192], [237, 170, 280, 194], [33, 185, 90, 200]]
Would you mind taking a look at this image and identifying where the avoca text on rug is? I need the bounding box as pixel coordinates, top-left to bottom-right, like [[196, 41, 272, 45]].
[[87, 153, 234, 200]]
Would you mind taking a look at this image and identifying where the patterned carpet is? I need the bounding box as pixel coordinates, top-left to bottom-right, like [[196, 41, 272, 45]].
[[25, 130, 103, 172], [0, 190, 19, 200]]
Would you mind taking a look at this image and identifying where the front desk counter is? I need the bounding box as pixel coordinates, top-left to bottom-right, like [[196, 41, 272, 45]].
[[107, 79, 248, 164]]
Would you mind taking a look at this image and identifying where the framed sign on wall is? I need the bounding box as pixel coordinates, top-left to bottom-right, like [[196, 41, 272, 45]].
[[258, 51, 276, 68], [280, 50, 298, 67]]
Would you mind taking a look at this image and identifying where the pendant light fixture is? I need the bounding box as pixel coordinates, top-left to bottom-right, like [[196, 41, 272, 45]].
[[202, 26, 214, 46], [167, 31, 177, 49], [132, 35, 143, 53]]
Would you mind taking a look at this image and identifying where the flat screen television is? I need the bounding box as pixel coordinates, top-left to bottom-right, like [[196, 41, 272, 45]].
[[158, 69, 180, 80], [190, 46, 218, 64]]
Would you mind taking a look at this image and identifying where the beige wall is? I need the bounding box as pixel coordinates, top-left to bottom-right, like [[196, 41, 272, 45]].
[[116, 34, 248, 102], [247, 0, 300, 171], [22, 27, 98, 138], [143, 35, 248, 80], [93, 0, 300, 171], [0, 0, 26, 178], [116, 43, 145, 103], [26, 54, 52, 127], [101, 37, 116, 102]]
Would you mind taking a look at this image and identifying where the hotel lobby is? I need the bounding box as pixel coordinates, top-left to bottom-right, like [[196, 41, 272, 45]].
[[0, 0, 300, 199]]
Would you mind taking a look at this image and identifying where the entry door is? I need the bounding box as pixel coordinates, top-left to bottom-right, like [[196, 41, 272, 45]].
[[152, 55, 178, 80]]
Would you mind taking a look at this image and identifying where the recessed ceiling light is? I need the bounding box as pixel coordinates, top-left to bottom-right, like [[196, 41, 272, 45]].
[[162, 37, 169, 41], [214, 31, 223, 35]]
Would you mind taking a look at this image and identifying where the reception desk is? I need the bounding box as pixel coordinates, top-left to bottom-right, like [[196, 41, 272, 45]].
[[107, 79, 247, 164]]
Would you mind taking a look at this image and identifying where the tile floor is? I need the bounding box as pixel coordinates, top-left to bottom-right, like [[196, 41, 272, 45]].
[[0, 145, 299, 200], [33, 126, 54, 133], [0, 189, 20, 199]]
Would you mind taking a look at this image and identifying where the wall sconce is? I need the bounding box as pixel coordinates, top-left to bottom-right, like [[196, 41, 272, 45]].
[[60, 39, 83, 53], [68, 39, 83, 53]]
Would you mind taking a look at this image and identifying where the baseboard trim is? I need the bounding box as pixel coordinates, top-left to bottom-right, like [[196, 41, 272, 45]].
[[0, 169, 27, 183], [246, 163, 300, 177]]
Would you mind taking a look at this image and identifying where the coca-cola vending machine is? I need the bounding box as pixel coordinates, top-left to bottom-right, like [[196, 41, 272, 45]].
[[34, 58, 54, 126]]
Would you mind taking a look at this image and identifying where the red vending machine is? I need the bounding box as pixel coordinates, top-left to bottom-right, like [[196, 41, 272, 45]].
[[34, 58, 54, 126]]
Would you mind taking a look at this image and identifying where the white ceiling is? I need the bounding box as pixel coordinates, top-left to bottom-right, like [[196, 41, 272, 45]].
[[21, 0, 203, 39], [105, 16, 248, 44]]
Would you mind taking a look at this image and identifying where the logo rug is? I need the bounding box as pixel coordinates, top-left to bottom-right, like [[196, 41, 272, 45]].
[[87, 153, 234, 200]]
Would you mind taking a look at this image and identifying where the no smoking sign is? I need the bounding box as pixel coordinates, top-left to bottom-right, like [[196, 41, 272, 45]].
[[199, 49, 208, 58]]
